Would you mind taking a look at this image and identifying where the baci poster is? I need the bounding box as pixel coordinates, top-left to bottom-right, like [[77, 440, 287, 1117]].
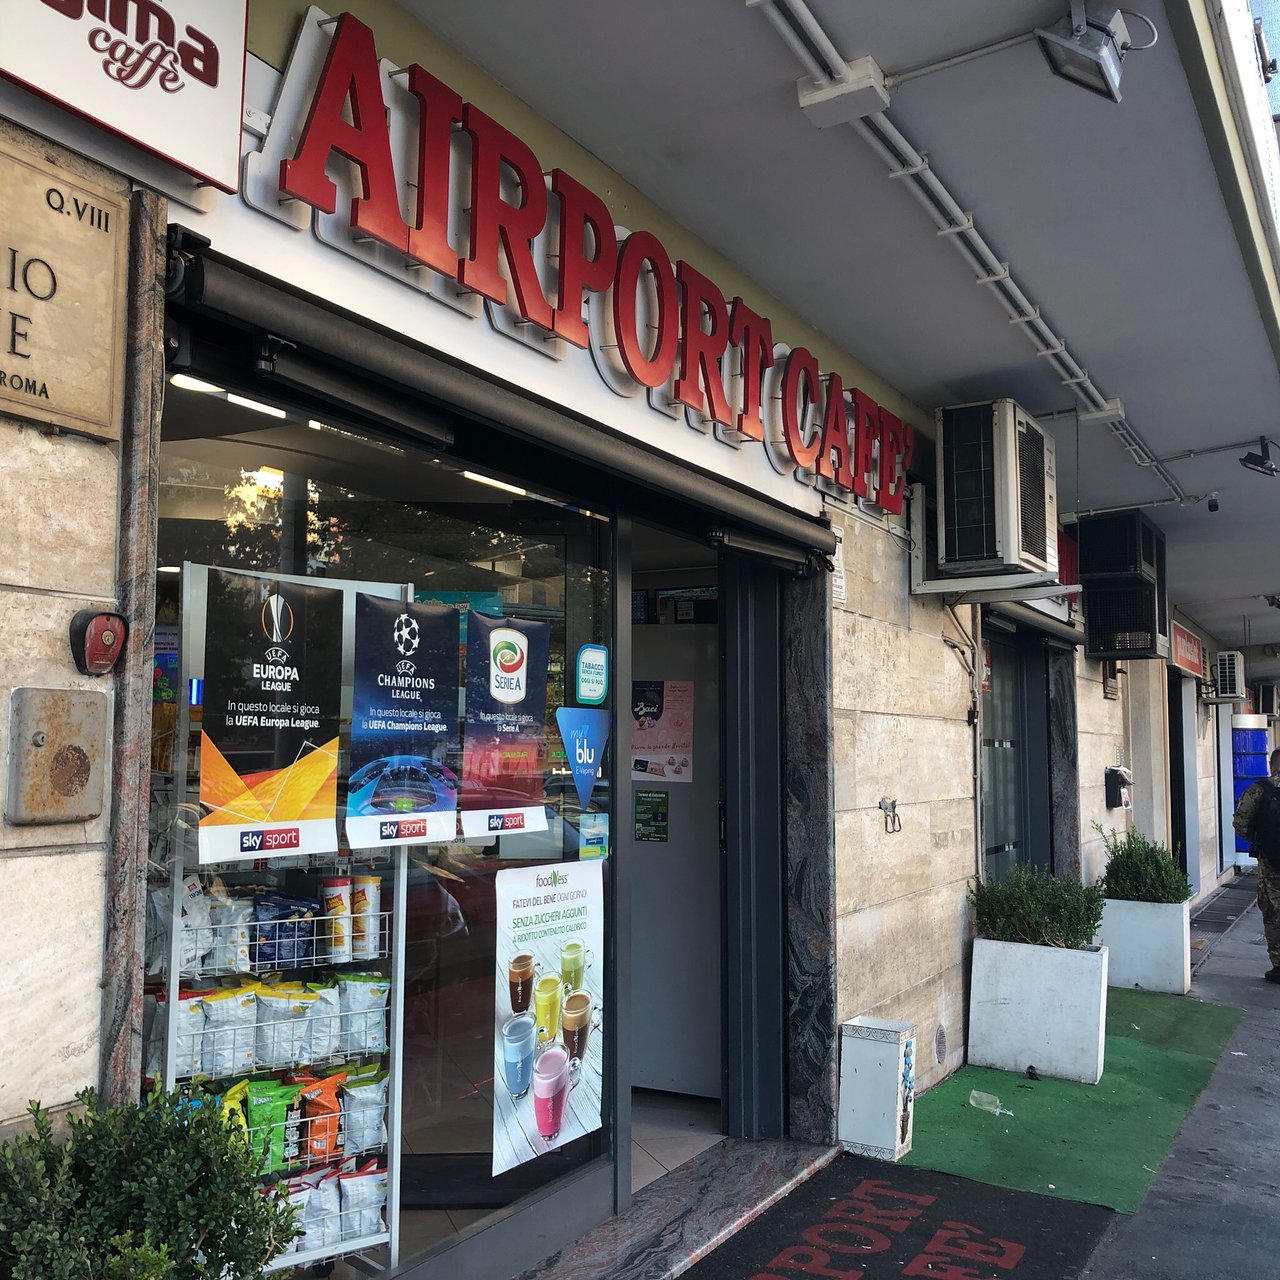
[[197, 569, 343, 863], [630, 679, 693, 783], [492, 859, 605, 1174], [461, 613, 551, 839], [346, 595, 460, 849]]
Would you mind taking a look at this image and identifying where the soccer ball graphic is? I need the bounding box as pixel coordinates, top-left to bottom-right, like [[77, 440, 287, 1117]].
[[393, 613, 420, 656]]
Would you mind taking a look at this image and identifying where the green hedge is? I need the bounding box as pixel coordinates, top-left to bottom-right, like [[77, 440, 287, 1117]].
[[970, 863, 1104, 949], [1096, 823, 1192, 904], [0, 1088, 297, 1280]]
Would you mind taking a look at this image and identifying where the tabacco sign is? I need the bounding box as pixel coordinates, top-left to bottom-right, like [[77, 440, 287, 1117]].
[[241, 8, 916, 512], [3, 0, 248, 191], [1170, 622, 1204, 678]]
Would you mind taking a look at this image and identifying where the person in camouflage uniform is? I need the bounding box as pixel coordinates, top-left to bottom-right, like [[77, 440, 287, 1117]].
[[1232, 747, 1280, 984]]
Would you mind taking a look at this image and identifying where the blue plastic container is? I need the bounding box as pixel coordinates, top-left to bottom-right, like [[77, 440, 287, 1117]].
[[1233, 728, 1269, 753]]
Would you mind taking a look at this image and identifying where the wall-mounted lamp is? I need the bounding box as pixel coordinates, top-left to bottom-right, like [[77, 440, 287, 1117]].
[[1035, 3, 1157, 103], [1239, 438, 1278, 477]]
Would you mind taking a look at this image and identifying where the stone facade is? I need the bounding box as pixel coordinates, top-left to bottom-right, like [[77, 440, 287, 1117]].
[[829, 507, 974, 1094], [0, 127, 130, 1124]]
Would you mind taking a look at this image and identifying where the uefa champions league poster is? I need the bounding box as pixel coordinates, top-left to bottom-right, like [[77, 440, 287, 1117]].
[[346, 595, 461, 848]]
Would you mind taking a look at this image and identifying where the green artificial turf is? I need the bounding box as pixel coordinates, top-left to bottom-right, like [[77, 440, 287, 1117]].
[[903, 988, 1242, 1213]]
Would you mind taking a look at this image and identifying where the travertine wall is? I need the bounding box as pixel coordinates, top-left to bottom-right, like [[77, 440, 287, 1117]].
[[1077, 656, 1129, 885], [831, 508, 974, 1093], [0, 127, 126, 1124]]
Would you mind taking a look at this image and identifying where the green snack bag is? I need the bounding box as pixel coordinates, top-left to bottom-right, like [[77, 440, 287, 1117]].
[[245, 1079, 304, 1174]]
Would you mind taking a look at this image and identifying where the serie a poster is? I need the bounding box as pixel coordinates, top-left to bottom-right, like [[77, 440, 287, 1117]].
[[346, 595, 460, 849], [460, 613, 551, 839], [491, 860, 605, 1174], [196, 569, 343, 863]]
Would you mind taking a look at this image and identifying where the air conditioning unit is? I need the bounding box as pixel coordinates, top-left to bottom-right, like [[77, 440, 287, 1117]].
[[1257, 683, 1280, 718], [1075, 510, 1169, 660], [935, 400, 1058, 576], [1215, 651, 1246, 701], [1084, 583, 1161, 660]]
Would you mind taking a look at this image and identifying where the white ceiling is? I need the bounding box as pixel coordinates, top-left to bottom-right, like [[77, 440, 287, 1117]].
[[403, 0, 1280, 666]]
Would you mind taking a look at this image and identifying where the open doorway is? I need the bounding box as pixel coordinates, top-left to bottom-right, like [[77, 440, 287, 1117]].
[[625, 525, 725, 1191]]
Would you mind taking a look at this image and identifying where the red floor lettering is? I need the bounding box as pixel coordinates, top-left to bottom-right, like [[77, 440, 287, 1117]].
[[927, 1222, 1026, 1270], [901, 1255, 1005, 1280], [850, 1178, 937, 1207], [825, 1195, 922, 1233], [760, 1244, 868, 1278], [802, 1222, 894, 1254]]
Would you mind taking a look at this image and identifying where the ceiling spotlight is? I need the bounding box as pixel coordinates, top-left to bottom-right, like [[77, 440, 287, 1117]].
[[1239, 437, 1279, 477], [1207, 491, 1220, 513], [1036, 3, 1138, 103]]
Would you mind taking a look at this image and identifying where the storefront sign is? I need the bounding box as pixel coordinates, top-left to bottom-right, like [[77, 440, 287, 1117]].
[[634, 790, 669, 842], [492, 860, 605, 1174], [4, 1, 248, 191], [631, 680, 693, 783], [237, 8, 915, 513], [346, 595, 460, 849], [460, 613, 552, 838], [554, 707, 610, 810], [1170, 622, 1204, 678], [196, 569, 342, 863], [575, 643, 609, 706], [0, 137, 127, 438]]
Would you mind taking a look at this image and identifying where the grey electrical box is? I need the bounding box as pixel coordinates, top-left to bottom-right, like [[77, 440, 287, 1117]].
[[6, 688, 109, 825]]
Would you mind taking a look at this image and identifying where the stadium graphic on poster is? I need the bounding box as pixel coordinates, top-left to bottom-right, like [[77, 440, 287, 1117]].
[[460, 613, 552, 839], [346, 594, 460, 848], [196, 569, 343, 863]]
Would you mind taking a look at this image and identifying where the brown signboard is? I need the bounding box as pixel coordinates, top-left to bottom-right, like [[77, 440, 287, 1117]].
[[0, 137, 127, 441]]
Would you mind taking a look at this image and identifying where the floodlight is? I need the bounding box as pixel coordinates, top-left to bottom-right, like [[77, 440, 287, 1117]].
[[1035, 2, 1132, 102], [1239, 438, 1279, 477]]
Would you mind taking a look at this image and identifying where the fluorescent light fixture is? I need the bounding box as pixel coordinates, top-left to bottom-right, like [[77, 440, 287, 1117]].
[[157, 565, 182, 574], [1239, 438, 1279, 477], [1035, 3, 1131, 102], [307, 419, 324, 430], [463, 470, 527, 496], [227, 392, 287, 419], [169, 373, 224, 395]]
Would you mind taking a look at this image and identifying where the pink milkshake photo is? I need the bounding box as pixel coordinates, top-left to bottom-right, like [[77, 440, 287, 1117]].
[[532, 1044, 578, 1142]]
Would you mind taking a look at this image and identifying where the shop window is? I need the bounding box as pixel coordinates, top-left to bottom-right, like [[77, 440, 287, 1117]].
[[146, 377, 613, 1272]]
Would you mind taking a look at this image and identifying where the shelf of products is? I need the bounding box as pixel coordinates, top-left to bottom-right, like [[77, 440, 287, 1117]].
[[148, 840, 406, 1274]]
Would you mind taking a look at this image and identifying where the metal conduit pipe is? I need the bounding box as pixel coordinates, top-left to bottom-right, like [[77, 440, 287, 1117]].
[[763, 0, 1188, 504]]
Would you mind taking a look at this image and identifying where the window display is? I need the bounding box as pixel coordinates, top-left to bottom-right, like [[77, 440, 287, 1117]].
[[148, 379, 613, 1271]]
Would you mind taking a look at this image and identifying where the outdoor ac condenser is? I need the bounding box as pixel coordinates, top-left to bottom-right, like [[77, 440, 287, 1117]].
[[935, 399, 1059, 576], [1215, 651, 1246, 701], [1257, 683, 1280, 719]]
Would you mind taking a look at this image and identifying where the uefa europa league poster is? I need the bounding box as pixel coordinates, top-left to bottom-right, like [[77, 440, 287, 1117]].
[[196, 569, 343, 863], [460, 613, 551, 839], [491, 860, 605, 1174], [346, 595, 460, 849]]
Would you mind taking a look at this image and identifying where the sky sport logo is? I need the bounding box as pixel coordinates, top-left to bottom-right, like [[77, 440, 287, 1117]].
[[379, 817, 428, 841], [488, 813, 526, 832], [240, 827, 300, 853], [490, 627, 528, 705]]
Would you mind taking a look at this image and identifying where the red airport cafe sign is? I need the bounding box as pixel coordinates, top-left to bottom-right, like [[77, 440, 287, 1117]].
[[273, 13, 915, 511]]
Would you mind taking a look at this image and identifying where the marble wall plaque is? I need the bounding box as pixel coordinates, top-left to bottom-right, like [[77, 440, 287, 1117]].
[[0, 138, 127, 440]]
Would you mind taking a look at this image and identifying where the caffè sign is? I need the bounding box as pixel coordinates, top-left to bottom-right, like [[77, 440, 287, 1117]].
[[2, 0, 248, 191], [0, 138, 127, 440]]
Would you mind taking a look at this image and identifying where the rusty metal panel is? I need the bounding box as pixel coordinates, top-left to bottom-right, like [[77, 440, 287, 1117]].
[[6, 688, 108, 825]]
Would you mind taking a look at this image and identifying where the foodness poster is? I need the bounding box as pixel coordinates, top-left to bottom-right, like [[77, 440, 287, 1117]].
[[492, 860, 605, 1174], [346, 595, 460, 849], [197, 570, 343, 863], [460, 613, 551, 839], [630, 679, 693, 783]]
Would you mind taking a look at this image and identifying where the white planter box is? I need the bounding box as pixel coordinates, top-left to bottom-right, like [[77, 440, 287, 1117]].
[[968, 938, 1108, 1084], [1096, 898, 1191, 995], [837, 1017, 915, 1161]]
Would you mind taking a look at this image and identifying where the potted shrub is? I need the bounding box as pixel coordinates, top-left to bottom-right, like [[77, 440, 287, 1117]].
[[968, 864, 1108, 1084], [0, 1087, 298, 1279], [1094, 824, 1193, 995]]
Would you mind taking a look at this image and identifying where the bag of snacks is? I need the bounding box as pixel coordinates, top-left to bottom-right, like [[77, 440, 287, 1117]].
[[252, 894, 321, 970], [341, 1067, 389, 1154], [303, 980, 341, 1062], [255, 985, 316, 1070], [245, 1079, 305, 1174], [338, 973, 390, 1055], [201, 984, 258, 1078], [339, 1160, 388, 1240], [291, 1071, 347, 1162]]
